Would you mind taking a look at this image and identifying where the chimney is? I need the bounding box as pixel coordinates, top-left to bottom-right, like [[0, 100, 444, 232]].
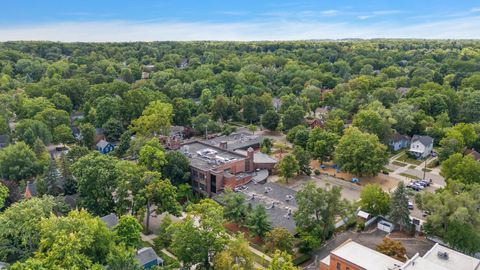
[[247, 147, 254, 159], [219, 141, 227, 149]]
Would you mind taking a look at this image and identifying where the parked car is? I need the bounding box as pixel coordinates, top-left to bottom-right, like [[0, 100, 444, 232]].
[[422, 210, 431, 217], [419, 179, 430, 187], [408, 201, 414, 210], [408, 182, 424, 191]]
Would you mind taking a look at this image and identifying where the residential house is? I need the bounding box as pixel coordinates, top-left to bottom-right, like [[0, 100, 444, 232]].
[[0, 134, 9, 149], [397, 87, 410, 97], [306, 118, 325, 129], [96, 139, 115, 154], [409, 135, 434, 158], [319, 239, 403, 270], [464, 148, 480, 161], [101, 213, 119, 229], [141, 72, 150, 80], [389, 133, 411, 151], [135, 247, 164, 269]]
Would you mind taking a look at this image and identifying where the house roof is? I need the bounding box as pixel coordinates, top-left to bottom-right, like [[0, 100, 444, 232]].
[[100, 213, 119, 229], [465, 148, 480, 161], [0, 135, 8, 144], [357, 210, 370, 219], [411, 135, 434, 146], [397, 87, 410, 96], [96, 139, 110, 149], [330, 240, 403, 270], [391, 133, 410, 143], [136, 247, 163, 266]]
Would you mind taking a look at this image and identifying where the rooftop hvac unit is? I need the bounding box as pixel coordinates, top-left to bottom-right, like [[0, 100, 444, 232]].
[[437, 251, 449, 260]]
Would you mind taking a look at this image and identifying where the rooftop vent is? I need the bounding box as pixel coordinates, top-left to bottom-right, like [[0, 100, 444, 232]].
[[437, 251, 449, 260]]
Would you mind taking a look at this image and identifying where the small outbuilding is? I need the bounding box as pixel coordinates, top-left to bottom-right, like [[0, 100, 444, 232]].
[[96, 139, 115, 154], [135, 247, 164, 269]]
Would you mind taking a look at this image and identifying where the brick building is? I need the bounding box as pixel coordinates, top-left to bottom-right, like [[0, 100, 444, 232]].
[[179, 140, 276, 196]]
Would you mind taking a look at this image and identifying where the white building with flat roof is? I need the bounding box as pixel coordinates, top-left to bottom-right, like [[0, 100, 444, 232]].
[[402, 243, 480, 270]]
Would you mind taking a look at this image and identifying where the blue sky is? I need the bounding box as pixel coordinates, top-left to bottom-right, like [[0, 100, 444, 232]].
[[1, 0, 479, 41]]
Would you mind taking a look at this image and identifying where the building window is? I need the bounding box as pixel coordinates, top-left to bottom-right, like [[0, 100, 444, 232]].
[[336, 262, 341, 270], [346, 267, 350, 270]]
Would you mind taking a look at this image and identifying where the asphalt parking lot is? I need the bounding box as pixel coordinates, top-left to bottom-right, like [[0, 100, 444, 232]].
[[290, 174, 361, 202]]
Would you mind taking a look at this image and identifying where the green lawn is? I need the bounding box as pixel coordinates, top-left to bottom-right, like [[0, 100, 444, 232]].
[[399, 172, 421, 180], [396, 153, 423, 165], [408, 165, 416, 169], [392, 160, 407, 167]]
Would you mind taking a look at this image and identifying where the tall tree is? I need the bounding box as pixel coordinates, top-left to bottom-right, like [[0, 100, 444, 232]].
[[262, 110, 280, 131], [222, 189, 247, 224], [294, 183, 348, 250], [130, 101, 173, 136], [335, 127, 388, 177], [11, 210, 138, 270], [0, 196, 62, 263], [246, 204, 272, 238], [213, 234, 254, 270], [307, 128, 339, 163], [277, 155, 300, 183], [79, 122, 96, 149], [267, 251, 299, 270], [171, 199, 228, 269], [144, 172, 181, 233], [293, 146, 311, 175], [265, 228, 295, 254], [72, 152, 119, 216], [389, 182, 411, 231], [53, 124, 74, 145], [360, 184, 390, 216], [162, 151, 191, 186], [114, 215, 142, 248], [0, 142, 40, 181]]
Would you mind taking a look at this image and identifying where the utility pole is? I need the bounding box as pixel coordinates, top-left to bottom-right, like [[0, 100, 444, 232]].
[[422, 158, 427, 180]]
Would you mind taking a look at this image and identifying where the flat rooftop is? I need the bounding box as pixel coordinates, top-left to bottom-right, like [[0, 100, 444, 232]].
[[331, 240, 403, 270], [240, 181, 297, 234], [179, 141, 245, 171], [205, 132, 263, 150], [420, 243, 480, 270]]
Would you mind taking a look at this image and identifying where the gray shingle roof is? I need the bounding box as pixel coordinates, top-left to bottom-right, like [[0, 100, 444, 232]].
[[391, 133, 410, 143], [135, 247, 163, 266], [96, 139, 110, 149], [100, 213, 119, 229], [411, 135, 433, 147]]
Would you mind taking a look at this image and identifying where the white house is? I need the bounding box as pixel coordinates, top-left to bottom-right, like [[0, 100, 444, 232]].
[[409, 135, 434, 159]]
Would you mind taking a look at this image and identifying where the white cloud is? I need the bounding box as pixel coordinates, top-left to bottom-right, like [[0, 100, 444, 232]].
[[320, 10, 340, 16], [0, 15, 479, 42], [357, 15, 372, 20], [372, 10, 401, 15], [471, 7, 480, 13]]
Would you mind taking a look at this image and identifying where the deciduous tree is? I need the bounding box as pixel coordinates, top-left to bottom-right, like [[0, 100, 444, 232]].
[[335, 127, 388, 177]]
